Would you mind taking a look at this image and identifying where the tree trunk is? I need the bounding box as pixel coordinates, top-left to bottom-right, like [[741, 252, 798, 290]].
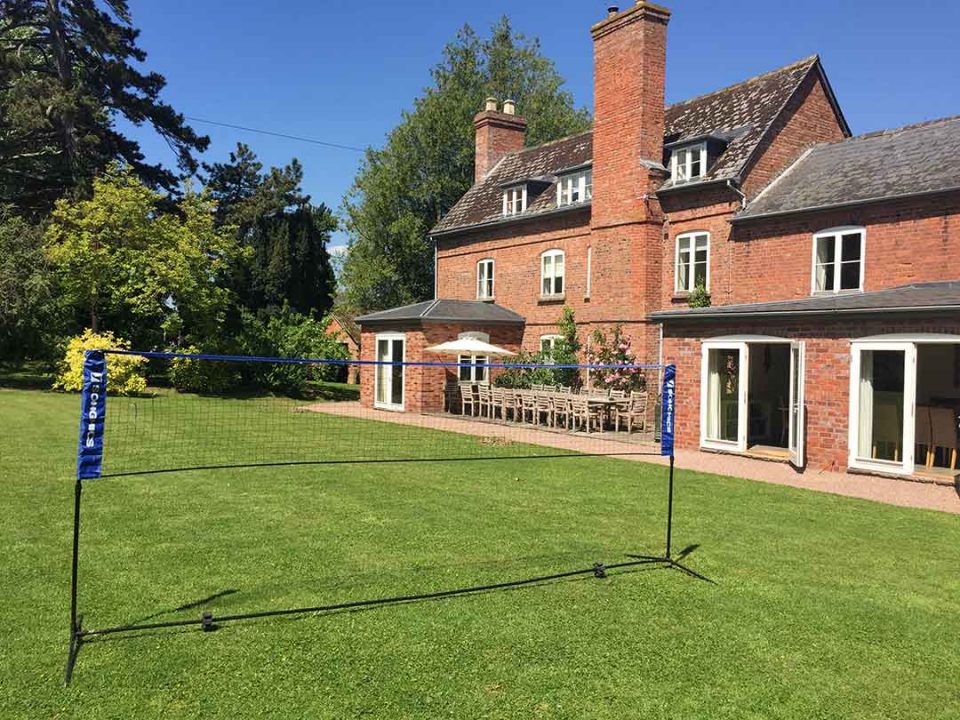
[[45, 0, 77, 183]]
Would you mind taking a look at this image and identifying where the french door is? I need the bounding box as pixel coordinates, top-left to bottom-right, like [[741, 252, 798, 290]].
[[701, 342, 749, 452], [849, 342, 916, 475], [701, 339, 806, 465], [374, 333, 405, 410], [788, 341, 806, 468]]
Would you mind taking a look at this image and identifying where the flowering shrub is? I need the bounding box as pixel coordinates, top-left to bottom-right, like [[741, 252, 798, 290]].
[[493, 350, 557, 389], [54, 329, 148, 395], [587, 325, 646, 392]]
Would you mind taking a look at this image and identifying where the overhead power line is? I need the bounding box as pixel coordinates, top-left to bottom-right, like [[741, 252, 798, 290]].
[[186, 116, 366, 153]]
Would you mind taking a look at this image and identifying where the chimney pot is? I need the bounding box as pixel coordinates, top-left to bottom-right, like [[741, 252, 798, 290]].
[[607, 5, 619, 16], [502, 99, 516, 115], [484, 97, 498, 112]]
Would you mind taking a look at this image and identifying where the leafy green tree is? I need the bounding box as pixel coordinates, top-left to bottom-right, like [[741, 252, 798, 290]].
[[0, 207, 67, 358], [44, 165, 246, 346], [339, 17, 590, 313], [203, 144, 337, 316], [0, 0, 208, 215]]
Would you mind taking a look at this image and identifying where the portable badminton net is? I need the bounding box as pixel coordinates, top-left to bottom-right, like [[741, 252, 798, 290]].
[[65, 349, 702, 683]]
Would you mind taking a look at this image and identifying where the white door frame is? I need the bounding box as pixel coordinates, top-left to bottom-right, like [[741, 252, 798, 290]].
[[788, 341, 806, 468], [374, 332, 405, 411], [701, 336, 801, 456], [700, 340, 749, 452], [848, 341, 916, 476]]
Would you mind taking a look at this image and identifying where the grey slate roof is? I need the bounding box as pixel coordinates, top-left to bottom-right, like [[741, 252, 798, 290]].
[[433, 56, 834, 236], [356, 299, 525, 326], [651, 281, 960, 322], [737, 116, 960, 221]]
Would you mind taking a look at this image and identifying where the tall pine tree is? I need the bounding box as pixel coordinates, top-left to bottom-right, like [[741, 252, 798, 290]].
[[0, 0, 208, 214], [203, 143, 337, 317]]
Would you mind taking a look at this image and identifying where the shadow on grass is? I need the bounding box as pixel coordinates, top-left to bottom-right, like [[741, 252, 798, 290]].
[[68, 554, 714, 683], [82, 560, 674, 648], [0, 361, 54, 390]]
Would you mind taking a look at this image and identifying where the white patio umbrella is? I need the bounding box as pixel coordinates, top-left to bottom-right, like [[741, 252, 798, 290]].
[[424, 338, 516, 356]]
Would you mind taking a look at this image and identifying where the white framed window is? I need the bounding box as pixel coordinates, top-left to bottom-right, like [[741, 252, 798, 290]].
[[540, 249, 565, 297], [671, 142, 707, 184], [502, 185, 527, 216], [812, 227, 865, 294], [477, 258, 494, 300], [458, 354, 488, 383], [675, 232, 710, 293], [556, 169, 592, 207], [540, 334, 562, 356]]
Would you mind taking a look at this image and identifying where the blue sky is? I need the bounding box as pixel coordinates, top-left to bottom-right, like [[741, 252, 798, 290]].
[[124, 0, 960, 248]]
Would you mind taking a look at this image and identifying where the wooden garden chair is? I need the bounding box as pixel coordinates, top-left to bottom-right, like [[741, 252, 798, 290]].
[[460, 383, 479, 417], [929, 406, 958, 470], [477, 384, 492, 419], [535, 393, 555, 428], [615, 393, 648, 433]]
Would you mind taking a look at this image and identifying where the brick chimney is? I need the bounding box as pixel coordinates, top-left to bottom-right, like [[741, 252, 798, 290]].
[[591, 2, 670, 226], [473, 97, 527, 184]]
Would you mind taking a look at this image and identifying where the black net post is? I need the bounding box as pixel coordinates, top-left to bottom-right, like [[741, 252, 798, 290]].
[[65, 479, 83, 684]]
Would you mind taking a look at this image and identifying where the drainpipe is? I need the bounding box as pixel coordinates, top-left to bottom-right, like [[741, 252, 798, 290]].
[[727, 179, 747, 210], [432, 236, 438, 299]]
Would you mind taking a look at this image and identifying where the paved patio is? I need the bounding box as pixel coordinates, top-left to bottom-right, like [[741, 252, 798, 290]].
[[303, 402, 960, 515]]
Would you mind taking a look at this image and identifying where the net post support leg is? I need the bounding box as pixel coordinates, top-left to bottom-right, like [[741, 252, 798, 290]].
[[665, 454, 675, 561], [64, 479, 83, 685]]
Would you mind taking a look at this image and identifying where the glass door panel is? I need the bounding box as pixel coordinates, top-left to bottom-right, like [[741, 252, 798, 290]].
[[375, 335, 405, 410], [704, 345, 746, 449], [851, 343, 915, 474]]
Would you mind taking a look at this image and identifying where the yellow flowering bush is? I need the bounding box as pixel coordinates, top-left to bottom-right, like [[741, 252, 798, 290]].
[[54, 329, 148, 396]]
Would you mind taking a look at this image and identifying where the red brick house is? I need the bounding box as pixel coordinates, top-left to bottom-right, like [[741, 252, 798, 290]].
[[358, 1, 960, 482]]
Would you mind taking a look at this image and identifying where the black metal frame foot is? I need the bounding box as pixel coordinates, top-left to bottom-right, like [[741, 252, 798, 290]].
[[64, 615, 83, 685]]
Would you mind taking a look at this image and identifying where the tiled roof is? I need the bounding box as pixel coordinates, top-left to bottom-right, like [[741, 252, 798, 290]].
[[433, 56, 828, 236], [736, 116, 960, 221], [431, 132, 593, 236], [651, 281, 960, 322], [356, 299, 525, 326], [329, 314, 360, 344]]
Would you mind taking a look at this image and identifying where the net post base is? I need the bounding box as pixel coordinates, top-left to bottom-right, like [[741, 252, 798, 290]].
[[64, 615, 83, 686]]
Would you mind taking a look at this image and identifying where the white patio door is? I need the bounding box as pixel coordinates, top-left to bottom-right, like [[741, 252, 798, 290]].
[[848, 342, 916, 475], [788, 341, 806, 468], [374, 333, 405, 410], [701, 342, 749, 452]]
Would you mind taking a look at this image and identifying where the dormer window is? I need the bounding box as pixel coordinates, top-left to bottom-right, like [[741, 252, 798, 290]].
[[671, 142, 707, 184], [503, 185, 527, 216], [557, 169, 592, 207]]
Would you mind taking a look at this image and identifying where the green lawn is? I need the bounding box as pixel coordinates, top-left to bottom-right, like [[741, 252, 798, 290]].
[[1, 388, 958, 719]]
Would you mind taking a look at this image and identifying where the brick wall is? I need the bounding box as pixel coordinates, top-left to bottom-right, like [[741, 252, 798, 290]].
[[591, 2, 669, 228], [436, 210, 662, 363], [359, 323, 523, 413], [474, 110, 527, 183], [721, 191, 960, 305], [741, 71, 848, 199], [662, 315, 960, 472]]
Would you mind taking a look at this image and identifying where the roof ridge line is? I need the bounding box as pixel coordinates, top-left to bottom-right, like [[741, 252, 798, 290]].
[[743, 145, 815, 211], [842, 114, 960, 142], [509, 129, 593, 157], [733, 57, 823, 184], [666, 55, 819, 111]]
